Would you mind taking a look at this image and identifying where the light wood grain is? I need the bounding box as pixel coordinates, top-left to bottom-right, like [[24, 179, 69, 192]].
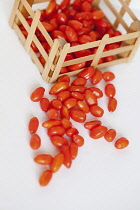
[[9, 0, 21, 28], [104, 0, 129, 31], [114, 0, 131, 29], [24, 9, 40, 52], [91, 34, 109, 67], [42, 39, 60, 81], [50, 43, 70, 83], [118, 0, 138, 22]]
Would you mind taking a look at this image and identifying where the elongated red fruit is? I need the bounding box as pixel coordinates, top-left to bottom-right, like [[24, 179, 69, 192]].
[[61, 145, 72, 168], [84, 120, 101, 130], [34, 154, 53, 165], [28, 117, 39, 134], [90, 126, 107, 139], [49, 82, 69, 95], [50, 136, 69, 148], [50, 153, 64, 173], [115, 137, 129, 149], [69, 109, 86, 123], [30, 87, 45, 102], [39, 170, 52, 186], [30, 134, 41, 150]]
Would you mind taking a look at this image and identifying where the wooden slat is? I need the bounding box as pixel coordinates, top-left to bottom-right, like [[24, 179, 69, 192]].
[[33, 35, 48, 59], [106, 31, 140, 44], [58, 69, 86, 79], [97, 57, 128, 69], [24, 9, 40, 52], [42, 39, 60, 81], [16, 10, 30, 31], [68, 40, 101, 53], [9, 0, 21, 28], [34, 0, 51, 3], [104, 0, 129, 31], [63, 54, 95, 67], [20, 0, 34, 17], [119, 21, 140, 58], [91, 34, 109, 67], [50, 43, 70, 83], [102, 45, 133, 57], [127, 33, 140, 61], [118, 0, 138, 22], [29, 48, 44, 73], [114, 0, 131, 28], [13, 23, 26, 45], [38, 21, 53, 47]]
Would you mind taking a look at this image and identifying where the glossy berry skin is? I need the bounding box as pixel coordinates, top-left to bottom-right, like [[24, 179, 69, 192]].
[[48, 125, 65, 137], [60, 0, 70, 11], [45, 0, 56, 16], [102, 71, 115, 81], [92, 10, 104, 20], [105, 84, 116, 98], [71, 77, 87, 86], [77, 101, 89, 113], [69, 142, 78, 160], [28, 117, 39, 134], [69, 109, 86, 123], [89, 87, 103, 98], [65, 26, 78, 42], [61, 118, 72, 129], [104, 129, 116, 142], [47, 108, 59, 120], [66, 128, 79, 137], [50, 136, 68, 148], [57, 75, 70, 83], [68, 62, 86, 72], [40, 98, 50, 112], [30, 134, 41, 150], [56, 12, 67, 25], [90, 126, 107, 139], [31, 42, 39, 53], [115, 137, 129, 149], [72, 135, 84, 147], [60, 106, 70, 120], [85, 89, 98, 106], [71, 92, 85, 101], [30, 87, 45, 102], [57, 90, 71, 102], [34, 154, 53, 165], [90, 105, 104, 117], [108, 98, 117, 112], [68, 20, 83, 31], [51, 99, 62, 110], [79, 35, 93, 44], [68, 86, 86, 93], [64, 98, 77, 110], [52, 30, 66, 39], [42, 120, 61, 128], [78, 67, 96, 80], [84, 120, 101, 130], [91, 70, 102, 85], [49, 82, 69, 95], [41, 22, 54, 31], [50, 153, 64, 173], [61, 145, 72, 168], [39, 170, 52, 186]]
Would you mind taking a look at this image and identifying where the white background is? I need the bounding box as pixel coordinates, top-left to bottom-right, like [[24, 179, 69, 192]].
[[1, 0, 140, 210]]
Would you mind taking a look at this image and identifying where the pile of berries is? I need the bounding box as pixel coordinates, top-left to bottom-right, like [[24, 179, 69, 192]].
[[20, 0, 122, 72], [28, 66, 129, 186]]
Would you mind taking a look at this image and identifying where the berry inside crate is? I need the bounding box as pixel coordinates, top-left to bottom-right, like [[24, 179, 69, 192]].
[[9, 0, 140, 83]]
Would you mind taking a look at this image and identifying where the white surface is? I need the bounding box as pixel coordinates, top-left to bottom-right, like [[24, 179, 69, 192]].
[[1, 1, 140, 210]]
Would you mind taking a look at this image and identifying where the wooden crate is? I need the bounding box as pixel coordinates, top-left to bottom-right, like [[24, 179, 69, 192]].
[[9, 0, 140, 83]]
